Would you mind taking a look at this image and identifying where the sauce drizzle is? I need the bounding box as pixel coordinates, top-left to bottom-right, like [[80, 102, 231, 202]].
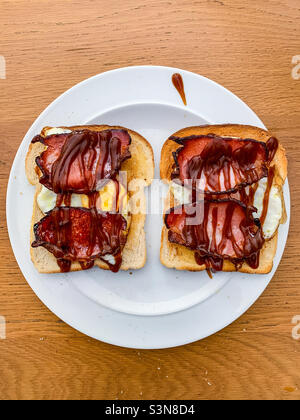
[[167, 134, 279, 273], [165, 199, 264, 272], [260, 166, 275, 226], [32, 206, 127, 273], [171, 135, 270, 194], [33, 129, 131, 194], [31, 129, 131, 273]]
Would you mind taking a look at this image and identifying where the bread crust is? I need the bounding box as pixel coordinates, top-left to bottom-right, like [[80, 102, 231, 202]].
[[160, 124, 287, 274], [27, 125, 154, 273]]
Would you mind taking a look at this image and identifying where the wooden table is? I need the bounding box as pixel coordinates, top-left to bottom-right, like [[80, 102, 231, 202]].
[[0, 0, 299, 400]]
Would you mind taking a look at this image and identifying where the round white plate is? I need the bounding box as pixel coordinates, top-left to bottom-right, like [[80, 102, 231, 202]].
[[7, 66, 290, 348]]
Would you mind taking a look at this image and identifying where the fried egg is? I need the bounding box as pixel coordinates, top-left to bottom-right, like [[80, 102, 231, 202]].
[[37, 181, 129, 221], [252, 178, 282, 239], [44, 127, 72, 136], [37, 187, 82, 213]]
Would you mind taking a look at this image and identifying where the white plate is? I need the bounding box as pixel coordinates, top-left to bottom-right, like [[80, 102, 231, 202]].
[[7, 66, 290, 348]]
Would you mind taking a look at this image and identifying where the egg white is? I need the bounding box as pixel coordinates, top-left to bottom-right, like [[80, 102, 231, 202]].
[[44, 127, 72, 136], [252, 178, 282, 239], [37, 186, 83, 214]]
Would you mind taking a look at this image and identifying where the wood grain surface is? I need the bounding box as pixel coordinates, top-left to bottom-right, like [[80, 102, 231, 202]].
[[0, 0, 300, 400]]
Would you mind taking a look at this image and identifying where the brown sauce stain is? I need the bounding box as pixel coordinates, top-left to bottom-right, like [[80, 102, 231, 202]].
[[172, 73, 187, 106]]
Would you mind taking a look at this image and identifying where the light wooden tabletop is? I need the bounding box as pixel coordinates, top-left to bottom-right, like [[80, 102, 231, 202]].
[[0, 0, 299, 400]]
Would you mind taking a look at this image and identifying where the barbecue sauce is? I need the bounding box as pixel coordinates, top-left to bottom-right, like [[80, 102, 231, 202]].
[[31, 129, 131, 273], [32, 207, 127, 273], [167, 134, 278, 273], [260, 166, 275, 226], [166, 200, 264, 272], [34, 129, 131, 194], [171, 135, 273, 194], [172, 73, 187, 106], [266, 137, 278, 162]]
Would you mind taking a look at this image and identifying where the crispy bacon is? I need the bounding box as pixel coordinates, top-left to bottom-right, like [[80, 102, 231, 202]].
[[32, 207, 128, 272], [32, 129, 131, 194], [165, 199, 264, 270], [171, 134, 277, 194]]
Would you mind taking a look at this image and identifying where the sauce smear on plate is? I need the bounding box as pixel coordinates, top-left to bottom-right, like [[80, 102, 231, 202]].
[[172, 73, 187, 105]]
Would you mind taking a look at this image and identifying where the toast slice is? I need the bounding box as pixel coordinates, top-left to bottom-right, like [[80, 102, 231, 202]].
[[26, 125, 154, 273], [160, 124, 287, 274]]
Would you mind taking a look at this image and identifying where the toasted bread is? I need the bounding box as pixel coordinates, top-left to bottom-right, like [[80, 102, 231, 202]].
[[160, 124, 287, 274], [26, 125, 154, 273]]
